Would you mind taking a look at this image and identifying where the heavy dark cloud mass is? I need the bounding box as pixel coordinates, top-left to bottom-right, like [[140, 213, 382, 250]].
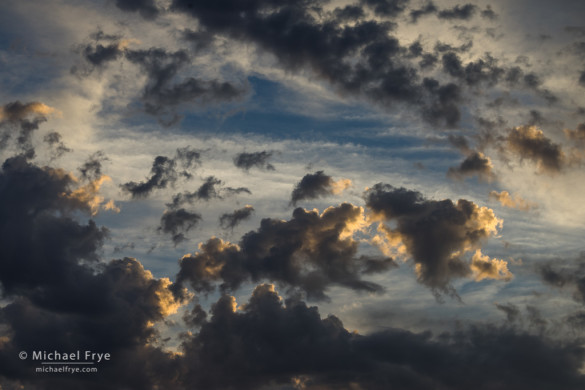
[[178, 284, 585, 390], [0, 155, 186, 390], [173, 203, 386, 300]]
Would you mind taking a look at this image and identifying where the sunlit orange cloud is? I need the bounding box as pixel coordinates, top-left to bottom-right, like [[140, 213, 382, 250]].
[[470, 250, 513, 281], [156, 277, 188, 316], [330, 178, 352, 195], [489, 190, 536, 211], [62, 175, 120, 216], [117, 38, 141, 50], [0, 102, 60, 121]]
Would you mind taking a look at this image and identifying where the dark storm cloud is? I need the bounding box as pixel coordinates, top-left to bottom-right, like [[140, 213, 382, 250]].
[[364, 183, 504, 297], [219, 205, 255, 230], [233, 151, 275, 171], [159, 208, 202, 245], [290, 171, 350, 206], [437, 4, 477, 20], [168, 176, 251, 209], [172, 203, 384, 300], [43, 131, 72, 159], [124, 48, 248, 122], [0, 101, 55, 158], [447, 151, 494, 181], [121, 155, 178, 198], [177, 284, 585, 390], [504, 125, 565, 173], [121, 147, 200, 198], [0, 155, 186, 389]]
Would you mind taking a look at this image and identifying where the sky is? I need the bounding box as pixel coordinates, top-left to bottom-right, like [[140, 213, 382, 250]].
[[1, 0, 585, 389]]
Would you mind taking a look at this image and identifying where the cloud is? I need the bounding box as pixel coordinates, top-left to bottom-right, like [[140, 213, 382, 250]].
[[167, 0, 486, 128], [539, 254, 585, 303], [43, 131, 72, 159], [504, 125, 566, 173], [78, 151, 108, 181], [121, 155, 178, 198], [290, 171, 352, 206], [65, 174, 119, 216], [233, 151, 275, 171], [168, 176, 251, 208], [121, 147, 200, 199], [564, 123, 585, 146], [447, 151, 495, 181], [177, 284, 585, 390], [470, 249, 513, 281], [410, 3, 438, 23], [437, 4, 477, 20], [359, 0, 409, 17], [0, 101, 58, 158], [489, 190, 536, 211], [219, 205, 255, 230], [115, 0, 160, 20], [172, 203, 385, 300], [0, 154, 189, 389], [364, 183, 505, 297], [159, 208, 202, 245], [124, 48, 248, 123]]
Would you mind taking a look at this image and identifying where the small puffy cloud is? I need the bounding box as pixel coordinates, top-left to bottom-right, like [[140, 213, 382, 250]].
[[159, 208, 202, 245], [489, 190, 536, 211], [447, 151, 495, 181], [233, 151, 275, 171], [122, 155, 178, 198], [122, 147, 201, 199], [168, 176, 251, 208], [219, 205, 255, 230], [290, 171, 352, 206]]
